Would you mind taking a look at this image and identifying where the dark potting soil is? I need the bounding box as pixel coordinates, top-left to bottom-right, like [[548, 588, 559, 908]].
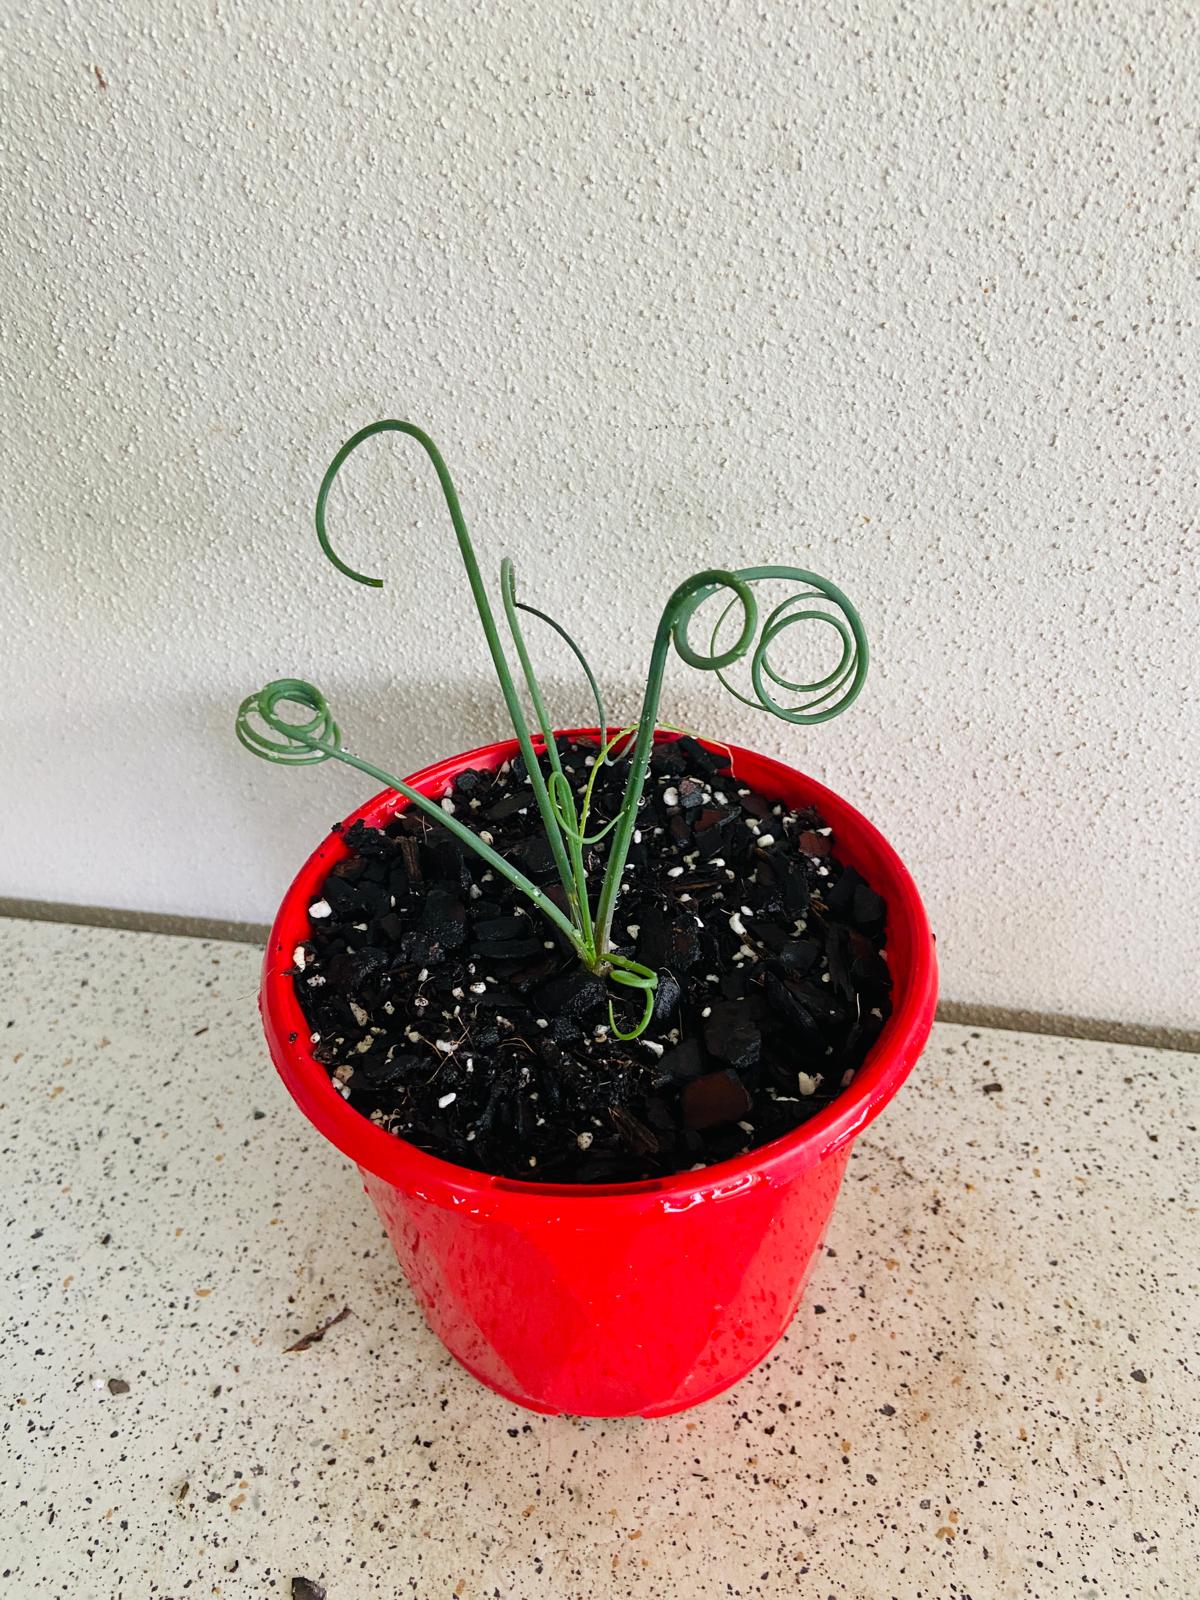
[[290, 736, 892, 1185]]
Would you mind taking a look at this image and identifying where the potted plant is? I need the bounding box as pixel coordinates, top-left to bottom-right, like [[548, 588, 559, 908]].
[[239, 421, 937, 1417]]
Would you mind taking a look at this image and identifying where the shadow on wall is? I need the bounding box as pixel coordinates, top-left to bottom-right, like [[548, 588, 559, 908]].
[[3, 676, 505, 919]]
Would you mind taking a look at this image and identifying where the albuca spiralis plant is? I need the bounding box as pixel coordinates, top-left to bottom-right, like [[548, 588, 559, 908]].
[[237, 421, 867, 1040]]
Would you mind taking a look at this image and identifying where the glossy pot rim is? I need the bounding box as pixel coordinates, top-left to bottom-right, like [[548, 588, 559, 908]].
[[260, 729, 938, 1212]]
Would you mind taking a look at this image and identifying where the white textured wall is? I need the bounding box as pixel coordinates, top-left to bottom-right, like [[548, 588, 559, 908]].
[[2, 2, 1197, 1029]]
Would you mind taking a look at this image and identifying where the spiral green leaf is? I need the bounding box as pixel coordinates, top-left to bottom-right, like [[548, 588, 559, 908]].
[[235, 679, 341, 766], [684, 565, 868, 725]]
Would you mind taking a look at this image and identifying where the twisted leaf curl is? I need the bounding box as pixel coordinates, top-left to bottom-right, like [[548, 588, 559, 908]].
[[236, 678, 582, 950], [689, 565, 867, 724], [605, 955, 659, 1041], [235, 678, 341, 765]]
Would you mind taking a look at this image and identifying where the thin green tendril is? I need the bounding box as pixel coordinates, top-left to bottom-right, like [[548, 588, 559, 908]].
[[573, 724, 638, 842], [605, 954, 659, 1041], [548, 769, 619, 848], [507, 588, 608, 739]]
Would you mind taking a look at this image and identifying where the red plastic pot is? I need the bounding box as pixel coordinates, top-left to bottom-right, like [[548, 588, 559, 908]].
[[261, 730, 937, 1418]]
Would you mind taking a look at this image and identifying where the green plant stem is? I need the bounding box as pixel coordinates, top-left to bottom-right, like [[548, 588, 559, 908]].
[[499, 559, 594, 954], [592, 570, 757, 954], [314, 421, 577, 911], [546, 774, 597, 960]]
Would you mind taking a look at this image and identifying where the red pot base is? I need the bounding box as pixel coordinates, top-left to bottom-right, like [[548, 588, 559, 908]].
[[434, 1289, 817, 1419], [361, 1144, 852, 1417]]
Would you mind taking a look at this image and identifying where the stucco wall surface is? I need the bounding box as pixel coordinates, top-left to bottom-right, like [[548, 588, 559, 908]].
[[1, 2, 1197, 1027]]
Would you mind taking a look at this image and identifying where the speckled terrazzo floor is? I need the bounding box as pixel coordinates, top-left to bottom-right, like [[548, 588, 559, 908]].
[[2, 918, 1196, 1600]]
